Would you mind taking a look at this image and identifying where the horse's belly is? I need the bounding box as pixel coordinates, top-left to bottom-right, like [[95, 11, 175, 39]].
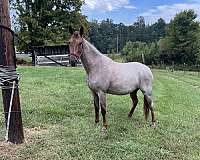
[[107, 82, 138, 95], [107, 89, 132, 95]]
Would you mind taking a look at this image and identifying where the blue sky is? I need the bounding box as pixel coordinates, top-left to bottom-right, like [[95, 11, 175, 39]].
[[82, 0, 200, 24]]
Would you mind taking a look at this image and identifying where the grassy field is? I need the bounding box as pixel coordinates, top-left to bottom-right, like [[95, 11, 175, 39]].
[[0, 67, 200, 160]]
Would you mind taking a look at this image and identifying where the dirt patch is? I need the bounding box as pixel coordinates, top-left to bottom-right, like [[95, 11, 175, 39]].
[[0, 126, 50, 159], [0, 140, 23, 159], [24, 126, 49, 143]]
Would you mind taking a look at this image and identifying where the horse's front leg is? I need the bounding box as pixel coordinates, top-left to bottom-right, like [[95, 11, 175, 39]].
[[98, 91, 108, 134], [92, 91, 99, 123]]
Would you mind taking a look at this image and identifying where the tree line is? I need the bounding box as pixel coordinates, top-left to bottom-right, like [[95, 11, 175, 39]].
[[89, 10, 200, 65], [89, 17, 166, 54], [11, 1, 200, 66]]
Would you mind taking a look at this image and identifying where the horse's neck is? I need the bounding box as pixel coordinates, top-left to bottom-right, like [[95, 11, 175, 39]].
[[81, 39, 110, 74]]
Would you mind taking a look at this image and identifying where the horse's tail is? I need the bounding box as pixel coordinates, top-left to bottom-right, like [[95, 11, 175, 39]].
[[143, 96, 150, 120]]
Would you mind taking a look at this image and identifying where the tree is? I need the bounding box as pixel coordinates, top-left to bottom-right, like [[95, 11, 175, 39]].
[[128, 16, 146, 42], [122, 41, 158, 64], [160, 10, 200, 64], [196, 29, 200, 63], [149, 18, 166, 41], [11, 0, 88, 51], [89, 19, 127, 54]]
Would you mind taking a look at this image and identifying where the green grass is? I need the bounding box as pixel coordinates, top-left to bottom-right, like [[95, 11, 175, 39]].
[[0, 67, 200, 160]]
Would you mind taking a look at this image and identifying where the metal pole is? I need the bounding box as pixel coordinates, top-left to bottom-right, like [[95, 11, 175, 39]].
[[6, 81, 15, 141], [0, 0, 24, 144]]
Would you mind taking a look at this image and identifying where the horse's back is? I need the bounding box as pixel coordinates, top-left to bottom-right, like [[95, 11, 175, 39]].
[[106, 62, 153, 95], [113, 61, 153, 80], [123, 62, 153, 88]]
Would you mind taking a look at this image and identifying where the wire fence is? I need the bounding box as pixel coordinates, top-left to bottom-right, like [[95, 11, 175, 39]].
[[0, 66, 19, 89], [151, 61, 200, 78]]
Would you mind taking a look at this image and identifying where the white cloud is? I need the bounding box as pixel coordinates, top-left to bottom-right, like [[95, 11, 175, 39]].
[[83, 0, 136, 12], [140, 1, 200, 24], [124, 5, 137, 9]]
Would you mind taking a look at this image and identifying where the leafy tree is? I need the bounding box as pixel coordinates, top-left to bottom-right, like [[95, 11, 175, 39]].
[[196, 29, 200, 63], [160, 10, 199, 64], [122, 41, 158, 64], [128, 16, 146, 42], [89, 19, 124, 54], [11, 0, 88, 51], [149, 18, 166, 41]]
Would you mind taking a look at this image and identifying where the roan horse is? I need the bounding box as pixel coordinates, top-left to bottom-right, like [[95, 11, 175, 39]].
[[68, 26, 156, 134]]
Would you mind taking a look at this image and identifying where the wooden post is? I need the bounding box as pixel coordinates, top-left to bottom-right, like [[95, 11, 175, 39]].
[[0, 0, 24, 144], [172, 61, 174, 72], [142, 52, 145, 64], [183, 63, 186, 74], [31, 50, 36, 66]]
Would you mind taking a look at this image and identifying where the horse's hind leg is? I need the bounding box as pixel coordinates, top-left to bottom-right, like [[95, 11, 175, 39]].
[[128, 89, 139, 118], [144, 94, 156, 127], [92, 91, 99, 123]]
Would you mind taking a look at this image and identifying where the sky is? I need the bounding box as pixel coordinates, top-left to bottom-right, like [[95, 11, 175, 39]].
[[81, 0, 200, 25]]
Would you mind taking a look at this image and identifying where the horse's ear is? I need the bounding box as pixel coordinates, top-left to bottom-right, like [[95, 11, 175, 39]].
[[80, 26, 84, 37], [69, 26, 74, 35]]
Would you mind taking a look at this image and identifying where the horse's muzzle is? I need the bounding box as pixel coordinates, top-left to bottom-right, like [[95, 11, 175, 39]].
[[69, 55, 78, 67]]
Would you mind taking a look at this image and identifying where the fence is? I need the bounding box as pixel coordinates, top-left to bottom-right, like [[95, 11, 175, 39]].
[[32, 45, 70, 66]]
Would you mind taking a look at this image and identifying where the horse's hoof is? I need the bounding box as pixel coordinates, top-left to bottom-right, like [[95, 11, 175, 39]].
[[151, 122, 156, 128], [101, 127, 108, 137], [128, 113, 132, 118]]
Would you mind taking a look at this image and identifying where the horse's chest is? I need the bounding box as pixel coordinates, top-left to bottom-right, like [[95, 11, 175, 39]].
[[86, 75, 109, 92]]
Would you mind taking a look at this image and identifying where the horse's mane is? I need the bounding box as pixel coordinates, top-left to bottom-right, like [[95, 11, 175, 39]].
[[83, 39, 113, 61], [83, 39, 101, 55]]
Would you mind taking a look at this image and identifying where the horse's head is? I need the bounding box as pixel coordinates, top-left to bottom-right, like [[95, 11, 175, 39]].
[[68, 26, 84, 62]]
